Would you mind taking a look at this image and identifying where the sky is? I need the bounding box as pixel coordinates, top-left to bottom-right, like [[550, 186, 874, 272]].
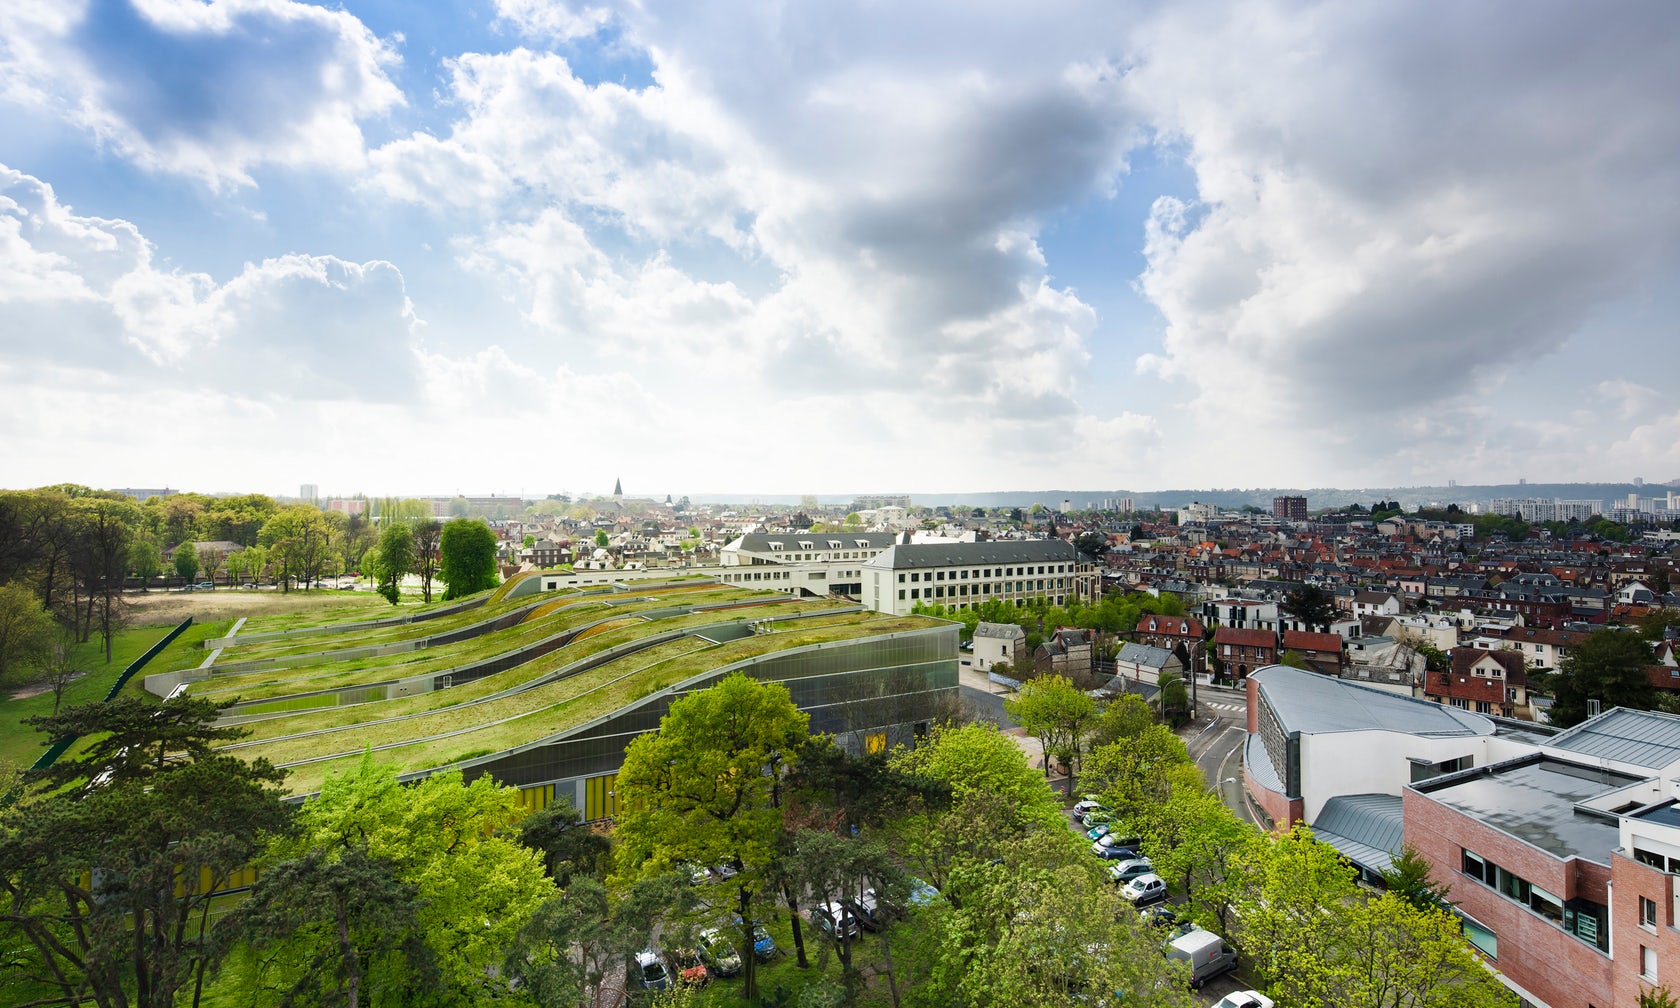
[[2, 0, 1677, 501]]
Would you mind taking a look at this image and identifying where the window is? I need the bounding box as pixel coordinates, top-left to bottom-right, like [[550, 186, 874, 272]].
[[1643, 945, 1659, 982], [1642, 896, 1659, 929], [1460, 914, 1497, 958]]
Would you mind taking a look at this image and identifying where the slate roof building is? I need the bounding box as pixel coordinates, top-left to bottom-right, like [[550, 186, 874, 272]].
[[860, 539, 1096, 615], [1244, 662, 1680, 1008]]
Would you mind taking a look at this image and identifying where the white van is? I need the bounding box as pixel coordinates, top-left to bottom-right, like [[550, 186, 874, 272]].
[[1165, 928, 1238, 990]]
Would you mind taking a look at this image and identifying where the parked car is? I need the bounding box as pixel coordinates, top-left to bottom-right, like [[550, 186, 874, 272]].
[[812, 901, 860, 941], [1120, 873, 1169, 907], [668, 947, 709, 986], [1086, 822, 1115, 841], [1107, 857, 1155, 883], [907, 878, 940, 908], [1073, 796, 1105, 816], [632, 949, 669, 991], [847, 889, 887, 931], [1091, 837, 1139, 860], [194, 582, 214, 590], [1080, 809, 1117, 829], [713, 862, 739, 880], [731, 916, 777, 960], [1140, 904, 1187, 929], [696, 928, 741, 977], [1211, 992, 1274, 1008]]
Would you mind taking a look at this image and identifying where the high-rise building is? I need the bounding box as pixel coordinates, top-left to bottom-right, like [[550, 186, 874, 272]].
[[1272, 495, 1308, 521], [300, 483, 318, 503]]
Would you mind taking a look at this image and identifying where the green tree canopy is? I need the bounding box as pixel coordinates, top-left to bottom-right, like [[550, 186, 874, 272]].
[[0, 582, 56, 685], [611, 673, 809, 1001], [439, 518, 500, 600], [1004, 674, 1098, 783], [1282, 584, 1337, 632], [257, 756, 556, 1005], [366, 521, 416, 605], [1550, 628, 1657, 727], [1, 696, 291, 1008]]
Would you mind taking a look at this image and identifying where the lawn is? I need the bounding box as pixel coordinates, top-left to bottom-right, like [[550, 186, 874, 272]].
[[0, 621, 178, 768], [196, 588, 791, 707], [256, 612, 935, 794], [215, 596, 849, 742]]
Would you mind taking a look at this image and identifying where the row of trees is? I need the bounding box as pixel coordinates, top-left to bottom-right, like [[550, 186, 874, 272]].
[[1076, 697, 1516, 1008], [912, 590, 1187, 655]]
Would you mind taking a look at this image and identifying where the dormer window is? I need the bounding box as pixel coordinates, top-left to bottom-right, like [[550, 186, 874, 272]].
[[799, 540, 814, 550]]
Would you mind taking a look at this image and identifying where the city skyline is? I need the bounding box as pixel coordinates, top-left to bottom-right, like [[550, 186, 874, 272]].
[[2, 2, 1677, 495]]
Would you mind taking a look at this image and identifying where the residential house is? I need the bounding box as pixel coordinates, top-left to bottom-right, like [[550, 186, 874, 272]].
[[1280, 629, 1346, 676], [1112, 641, 1183, 686], [1214, 627, 1277, 680], [1133, 613, 1206, 675], [1352, 591, 1403, 618], [1035, 627, 1095, 682], [1425, 649, 1528, 719], [972, 621, 1026, 674]]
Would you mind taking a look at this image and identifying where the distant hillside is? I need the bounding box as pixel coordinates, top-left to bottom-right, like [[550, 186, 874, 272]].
[[689, 481, 1678, 511]]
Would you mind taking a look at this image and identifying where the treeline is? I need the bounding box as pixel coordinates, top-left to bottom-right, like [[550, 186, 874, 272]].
[[912, 590, 1187, 652], [0, 487, 497, 688]]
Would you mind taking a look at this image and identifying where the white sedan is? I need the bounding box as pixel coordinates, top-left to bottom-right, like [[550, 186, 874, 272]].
[[1211, 993, 1274, 1008]]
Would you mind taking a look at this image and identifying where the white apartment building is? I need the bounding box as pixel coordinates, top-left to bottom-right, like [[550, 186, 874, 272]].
[[861, 540, 1094, 616]]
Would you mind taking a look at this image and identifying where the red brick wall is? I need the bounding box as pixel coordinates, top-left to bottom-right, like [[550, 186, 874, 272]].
[[1402, 788, 1614, 1007], [1245, 764, 1299, 828], [1611, 852, 1680, 1007]]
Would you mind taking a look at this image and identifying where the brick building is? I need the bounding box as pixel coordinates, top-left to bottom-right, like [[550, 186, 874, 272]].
[[1244, 664, 1680, 1008]]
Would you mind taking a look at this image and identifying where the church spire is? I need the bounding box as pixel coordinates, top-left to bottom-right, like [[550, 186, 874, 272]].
[[613, 477, 623, 498]]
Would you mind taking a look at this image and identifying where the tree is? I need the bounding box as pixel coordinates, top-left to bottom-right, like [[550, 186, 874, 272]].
[[1004, 675, 1097, 785], [612, 673, 810, 1003], [259, 506, 331, 592], [0, 696, 291, 1008], [255, 755, 556, 1005], [956, 863, 1197, 1008], [1641, 987, 1680, 1008], [216, 846, 434, 1008], [366, 522, 416, 606], [1089, 694, 1156, 749], [1227, 825, 1402, 1007], [1379, 842, 1451, 912], [68, 498, 135, 662], [503, 872, 688, 1008], [128, 528, 163, 585], [1080, 724, 1193, 813], [413, 520, 442, 603], [439, 519, 500, 600], [0, 583, 55, 686], [1322, 892, 1513, 1008], [517, 798, 611, 885], [890, 722, 1065, 833], [593, 529, 610, 549], [1282, 584, 1337, 632], [1550, 629, 1656, 727], [1158, 671, 1191, 726]]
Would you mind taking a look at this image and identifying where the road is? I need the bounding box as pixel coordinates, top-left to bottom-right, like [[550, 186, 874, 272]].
[[1186, 686, 1254, 826]]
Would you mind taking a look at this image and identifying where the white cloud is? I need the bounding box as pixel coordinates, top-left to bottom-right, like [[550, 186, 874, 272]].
[[0, 0, 402, 187], [1126, 0, 1680, 475], [0, 163, 420, 400]]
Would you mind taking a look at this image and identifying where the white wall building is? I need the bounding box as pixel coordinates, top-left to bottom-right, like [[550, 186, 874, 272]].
[[861, 540, 1093, 616]]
